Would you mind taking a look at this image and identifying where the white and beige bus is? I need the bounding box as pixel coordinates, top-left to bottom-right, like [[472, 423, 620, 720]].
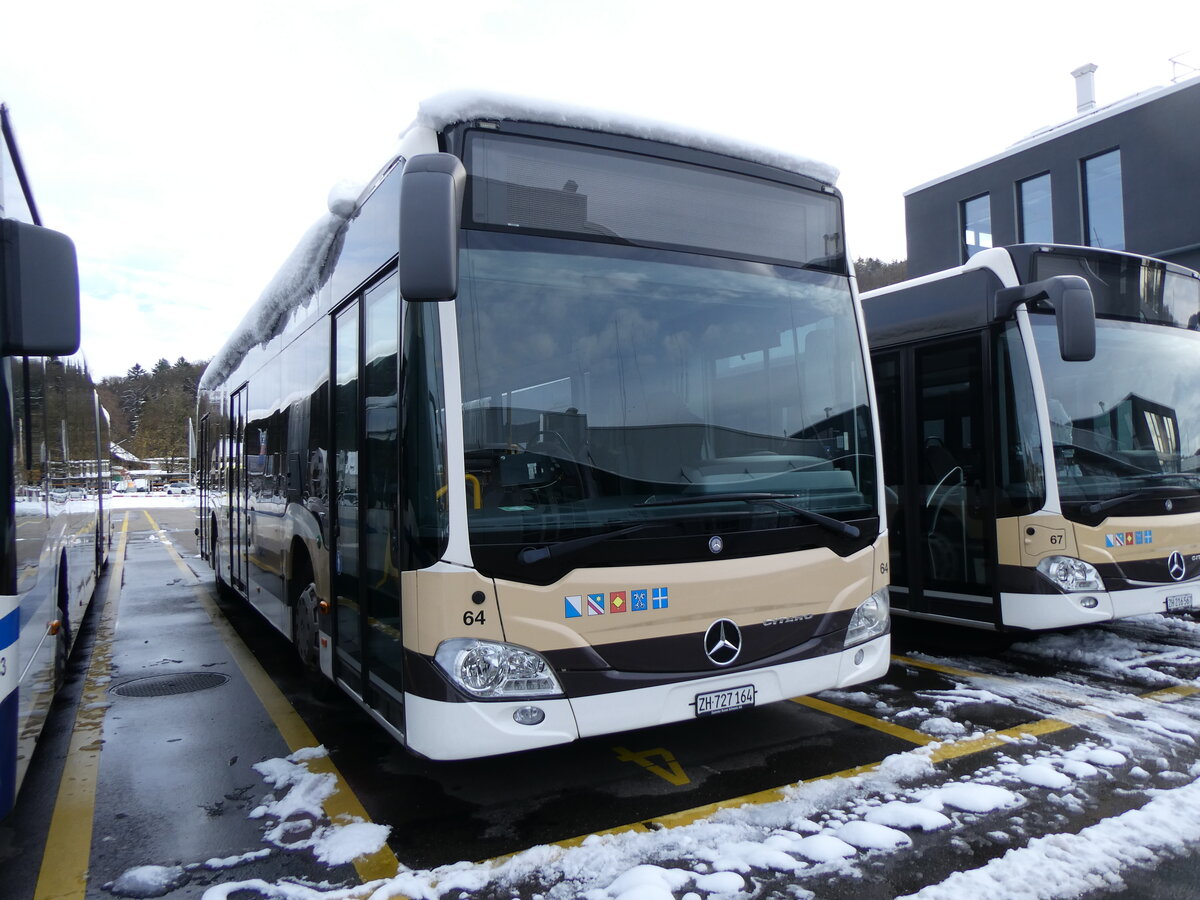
[[864, 243, 1200, 632], [197, 93, 890, 759]]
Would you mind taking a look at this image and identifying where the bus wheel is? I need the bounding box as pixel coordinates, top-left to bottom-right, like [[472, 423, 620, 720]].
[[294, 584, 332, 698], [54, 566, 72, 690]]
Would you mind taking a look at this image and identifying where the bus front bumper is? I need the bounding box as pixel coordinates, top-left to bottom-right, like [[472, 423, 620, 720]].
[[1001, 583, 1199, 631], [403, 632, 890, 760]]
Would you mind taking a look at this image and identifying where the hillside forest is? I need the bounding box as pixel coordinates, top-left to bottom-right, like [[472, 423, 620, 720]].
[[97, 357, 207, 473]]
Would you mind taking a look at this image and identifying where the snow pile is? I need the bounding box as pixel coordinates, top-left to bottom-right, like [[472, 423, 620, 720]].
[[920, 782, 1023, 815], [105, 864, 189, 898], [249, 747, 390, 867], [864, 801, 951, 832]]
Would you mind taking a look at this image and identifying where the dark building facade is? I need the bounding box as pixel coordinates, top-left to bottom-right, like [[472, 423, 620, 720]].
[[904, 72, 1200, 277]]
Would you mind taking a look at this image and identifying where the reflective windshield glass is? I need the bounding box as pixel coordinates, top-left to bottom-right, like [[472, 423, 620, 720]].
[[466, 131, 844, 271], [1033, 316, 1200, 503], [1032, 251, 1200, 330], [456, 233, 876, 560]]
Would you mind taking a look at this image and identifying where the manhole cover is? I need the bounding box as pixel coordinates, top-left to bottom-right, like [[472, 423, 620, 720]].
[[111, 672, 230, 697]]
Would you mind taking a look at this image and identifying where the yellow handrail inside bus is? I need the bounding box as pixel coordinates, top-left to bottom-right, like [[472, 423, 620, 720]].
[[436, 473, 482, 510]]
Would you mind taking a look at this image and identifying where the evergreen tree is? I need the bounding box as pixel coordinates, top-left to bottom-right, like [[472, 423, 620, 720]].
[[855, 257, 908, 292], [102, 358, 208, 474]]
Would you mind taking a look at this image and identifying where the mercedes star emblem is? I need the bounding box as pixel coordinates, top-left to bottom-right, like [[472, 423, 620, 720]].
[[1169, 551, 1187, 582], [704, 618, 742, 666]]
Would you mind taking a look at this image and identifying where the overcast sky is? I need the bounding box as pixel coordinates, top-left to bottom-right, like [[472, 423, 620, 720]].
[[2, 0, 1198, 379]]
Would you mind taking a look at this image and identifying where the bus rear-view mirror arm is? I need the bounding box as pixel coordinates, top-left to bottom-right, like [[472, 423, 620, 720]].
[[993, 274, 1096, 362], [0, 218, 81, 356], [398, 153, 466, 302]]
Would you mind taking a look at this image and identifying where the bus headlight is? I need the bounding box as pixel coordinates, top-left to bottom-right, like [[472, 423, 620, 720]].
[[434, 639, 563, 699], [1036, 556, 1104, 592], [845, 588, 890, 648]]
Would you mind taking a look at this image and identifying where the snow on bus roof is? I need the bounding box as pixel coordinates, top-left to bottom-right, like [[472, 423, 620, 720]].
[[200, 182, 360, 391], [411, 89, 839, 185], [201, 91, 837, 392]]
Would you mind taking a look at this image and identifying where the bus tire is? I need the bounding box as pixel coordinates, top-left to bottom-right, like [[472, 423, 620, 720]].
[[54, 559, 72, 691]]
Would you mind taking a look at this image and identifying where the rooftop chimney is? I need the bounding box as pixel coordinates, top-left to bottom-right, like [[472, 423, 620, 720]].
[[1072, 63, 1098, 114]]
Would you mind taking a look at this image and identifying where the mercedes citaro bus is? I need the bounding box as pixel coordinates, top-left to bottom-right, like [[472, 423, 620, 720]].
[[864, 243, 1200, 632], [197, 92, 890, 759]]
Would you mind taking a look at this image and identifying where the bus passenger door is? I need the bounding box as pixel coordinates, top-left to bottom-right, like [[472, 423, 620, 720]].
[[361, 274, 404, 730], [198, 413, 210, 560], [913, 338, 995, 620], [230, 386, 248, 592], [331, 302, 364, 696], [875, 338, 996, 625], [331, 278, 407, 731]]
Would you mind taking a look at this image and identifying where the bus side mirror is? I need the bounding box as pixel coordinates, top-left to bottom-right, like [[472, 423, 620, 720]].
[[398, 153, 466, 302], [994, 274, 1095, 362], [1, 218, 81, 355], [1051, 278, 1096, 362]]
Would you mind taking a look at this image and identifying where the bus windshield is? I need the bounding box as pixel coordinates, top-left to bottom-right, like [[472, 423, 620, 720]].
[[1033, 315, 1200, 504], [456, 233, 876, 568]]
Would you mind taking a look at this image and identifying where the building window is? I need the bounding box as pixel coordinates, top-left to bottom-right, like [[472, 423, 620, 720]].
[[1017, 173, 1053, 243], [961, 194, 992, 261], [1082, 149, 1125, 250]]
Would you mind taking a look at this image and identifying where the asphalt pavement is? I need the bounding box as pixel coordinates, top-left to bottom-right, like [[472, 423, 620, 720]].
[[4, 504, 1200, 898]]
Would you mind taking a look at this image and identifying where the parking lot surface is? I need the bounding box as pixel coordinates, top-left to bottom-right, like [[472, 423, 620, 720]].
[[4, 503, 1200, 898]]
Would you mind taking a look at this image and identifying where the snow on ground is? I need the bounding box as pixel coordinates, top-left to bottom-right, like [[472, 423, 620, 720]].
[[103, 610, 1200, 899], [107, 493, 202, 510], [900, 762, 1200, 900], [188, 726, 1200, 900]]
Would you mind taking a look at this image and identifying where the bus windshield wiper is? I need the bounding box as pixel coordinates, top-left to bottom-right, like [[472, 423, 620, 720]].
[[640, 492, 861, 539], [1135, 472, 1200, 488], [1080, 484, 1200, 516], [517, 521, 662, 565]]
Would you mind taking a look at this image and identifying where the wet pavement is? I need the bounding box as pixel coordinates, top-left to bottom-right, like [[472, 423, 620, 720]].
[[3, 503, 1200, 898]]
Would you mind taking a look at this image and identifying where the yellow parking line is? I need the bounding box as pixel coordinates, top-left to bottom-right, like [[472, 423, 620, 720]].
[[791, 695, 935, 746], [892, 654, 1005, 681], [1141, 684, 1200, 703], [159, 537, 400, 883], [926, 717, 1075, 763], [34, 515, 129, 900]]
